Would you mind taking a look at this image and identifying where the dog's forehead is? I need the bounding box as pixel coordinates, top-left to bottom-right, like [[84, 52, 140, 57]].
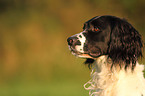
[[86, 16, 101, 23], [83, 22, 94, 30], [84, 16, 111, 31], [83, 16, 102, 29]]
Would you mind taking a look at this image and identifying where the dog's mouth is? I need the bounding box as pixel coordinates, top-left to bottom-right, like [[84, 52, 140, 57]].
[[68, 46, 92, 58]]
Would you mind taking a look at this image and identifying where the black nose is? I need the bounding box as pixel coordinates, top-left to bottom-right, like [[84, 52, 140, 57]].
[[67, 37, 77, 46]]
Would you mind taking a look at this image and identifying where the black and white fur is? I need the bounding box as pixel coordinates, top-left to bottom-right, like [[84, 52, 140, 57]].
[[67, 15, 145, 96]]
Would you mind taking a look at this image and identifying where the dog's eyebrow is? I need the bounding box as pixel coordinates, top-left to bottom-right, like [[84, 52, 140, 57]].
[[83, 23, 91, 30]]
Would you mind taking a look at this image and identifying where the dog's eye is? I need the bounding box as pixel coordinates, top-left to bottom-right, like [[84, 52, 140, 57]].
[[94, 27, 100, 32]]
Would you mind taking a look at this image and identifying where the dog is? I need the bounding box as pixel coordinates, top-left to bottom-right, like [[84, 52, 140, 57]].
[[67, 15, 145, 96]]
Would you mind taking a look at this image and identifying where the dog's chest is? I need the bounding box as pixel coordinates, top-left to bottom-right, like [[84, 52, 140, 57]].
[[84, 59, 145, 96], [113, 67, 145, 96]]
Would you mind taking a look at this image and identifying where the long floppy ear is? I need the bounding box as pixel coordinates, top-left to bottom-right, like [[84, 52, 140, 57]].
[[108, 19, 143, 70]]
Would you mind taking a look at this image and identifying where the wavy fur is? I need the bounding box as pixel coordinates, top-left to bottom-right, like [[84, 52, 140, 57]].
[[84, 56, 145, 96], [107, 17, 143, 70]]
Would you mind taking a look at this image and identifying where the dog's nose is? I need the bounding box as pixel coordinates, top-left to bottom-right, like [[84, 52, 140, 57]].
[[67, 37, 77, 46]]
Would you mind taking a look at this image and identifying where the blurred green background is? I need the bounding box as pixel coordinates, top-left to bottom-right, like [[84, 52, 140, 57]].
[[0, 0, 145, 96]]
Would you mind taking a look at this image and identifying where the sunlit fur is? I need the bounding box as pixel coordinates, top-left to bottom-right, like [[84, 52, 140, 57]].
[[84, 56, 145, 96]]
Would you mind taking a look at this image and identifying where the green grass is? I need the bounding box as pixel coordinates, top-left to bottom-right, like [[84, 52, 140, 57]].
[[0, 81, 89, 96]]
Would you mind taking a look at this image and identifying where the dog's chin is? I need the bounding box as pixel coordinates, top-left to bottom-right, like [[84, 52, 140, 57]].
[[69, 46, 99, 58], [77, 53, 103, 59], [77, 53, 93, 58], [70, 51, 93, 58]]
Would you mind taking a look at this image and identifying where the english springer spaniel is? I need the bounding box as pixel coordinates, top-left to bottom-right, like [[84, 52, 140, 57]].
[[67, 15, 145, 96]]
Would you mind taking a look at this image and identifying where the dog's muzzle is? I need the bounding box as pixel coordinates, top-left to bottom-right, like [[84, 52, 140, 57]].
[[67, 32, 86, 52], [67, 32, 92, 58]]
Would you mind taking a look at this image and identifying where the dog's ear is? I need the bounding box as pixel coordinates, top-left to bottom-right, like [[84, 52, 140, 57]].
[[108, 19, 143, 70]]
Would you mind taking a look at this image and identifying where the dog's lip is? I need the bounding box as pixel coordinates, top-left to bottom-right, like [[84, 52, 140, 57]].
[[70, 47, 83, 55], [69, 46, 93, 58], [68, 46, 83, 54]]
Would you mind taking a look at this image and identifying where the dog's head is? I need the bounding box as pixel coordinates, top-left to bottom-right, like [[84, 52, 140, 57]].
[[67, 15, 143, 69]]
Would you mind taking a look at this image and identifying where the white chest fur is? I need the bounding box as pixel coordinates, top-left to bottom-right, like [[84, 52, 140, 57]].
[[84, 56, 145, 96]]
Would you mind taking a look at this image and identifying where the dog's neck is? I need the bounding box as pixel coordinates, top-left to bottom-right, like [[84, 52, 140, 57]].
[[84, 55, 145, 96]]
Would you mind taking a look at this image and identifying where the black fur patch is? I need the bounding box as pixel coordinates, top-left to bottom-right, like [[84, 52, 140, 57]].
[[84, 58, 95, 69], [83, 16, 143, 70], [67, 15, 143, 70]]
